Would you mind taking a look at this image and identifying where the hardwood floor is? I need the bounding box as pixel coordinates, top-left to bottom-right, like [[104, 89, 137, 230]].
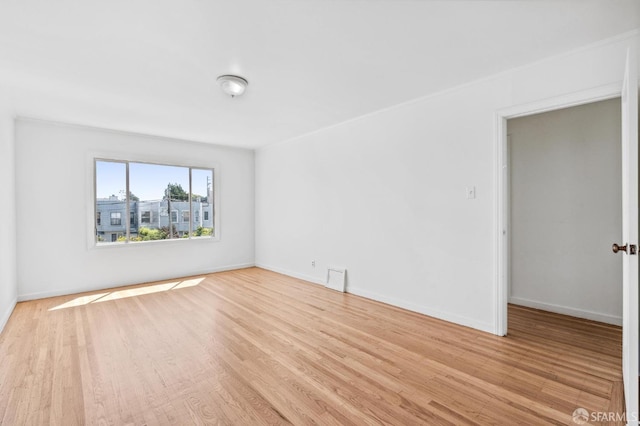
[[0, 267, 624, 425]]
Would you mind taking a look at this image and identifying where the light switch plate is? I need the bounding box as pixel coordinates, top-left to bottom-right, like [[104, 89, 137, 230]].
[[466, 186, 476, 199]]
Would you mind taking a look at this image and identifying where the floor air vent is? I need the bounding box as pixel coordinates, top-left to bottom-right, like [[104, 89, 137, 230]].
[[326, 266, 346, 292]]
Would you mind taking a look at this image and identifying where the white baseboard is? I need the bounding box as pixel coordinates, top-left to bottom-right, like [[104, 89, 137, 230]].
[[348, 286, 495, 334], [509, 296, 622, 326], [255, 264, 494, 334], [0, 297, 17, 335], [17, 263, 256, 302], [255, 263, 324, 286]]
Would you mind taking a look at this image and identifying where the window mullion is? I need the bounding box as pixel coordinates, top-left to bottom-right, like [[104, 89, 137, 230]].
[[125, 162, 130, 242], [188, 168, 193, 239]]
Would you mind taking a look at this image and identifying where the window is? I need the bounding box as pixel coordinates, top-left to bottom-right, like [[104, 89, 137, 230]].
[[110, 212, 122, 226], [141, 211, 151, 224], [95, 160, 215, 244]]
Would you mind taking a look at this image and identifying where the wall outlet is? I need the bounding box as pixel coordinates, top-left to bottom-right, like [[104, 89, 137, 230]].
[[311, 260, 316, 268]]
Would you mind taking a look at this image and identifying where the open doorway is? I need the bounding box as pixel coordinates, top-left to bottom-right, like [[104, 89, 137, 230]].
[[507, 98, 622, 327], [497, 97, 627, 418], [495, 53, 638, 419]]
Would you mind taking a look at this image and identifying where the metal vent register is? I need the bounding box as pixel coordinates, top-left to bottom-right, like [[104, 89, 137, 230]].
[[325, 266, 346, 292]]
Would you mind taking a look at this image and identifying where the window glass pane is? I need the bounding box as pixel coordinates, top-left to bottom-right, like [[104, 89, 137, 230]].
[[96, 161, 126, 244], [191, 169, 214, 237], [129, 162, 189, 241]]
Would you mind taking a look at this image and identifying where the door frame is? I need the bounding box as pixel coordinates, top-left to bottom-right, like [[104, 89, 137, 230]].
[[493, 83, 621, 336]]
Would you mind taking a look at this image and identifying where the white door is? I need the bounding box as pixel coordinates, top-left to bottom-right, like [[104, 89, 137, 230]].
[[619, 47, 638, 423]]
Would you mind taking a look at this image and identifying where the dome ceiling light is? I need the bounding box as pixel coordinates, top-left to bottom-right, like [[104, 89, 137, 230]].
[[216, 75, 248, 98]]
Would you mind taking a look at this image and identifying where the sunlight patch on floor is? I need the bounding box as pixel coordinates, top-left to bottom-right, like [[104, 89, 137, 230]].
[[48, 277, 205, 311]]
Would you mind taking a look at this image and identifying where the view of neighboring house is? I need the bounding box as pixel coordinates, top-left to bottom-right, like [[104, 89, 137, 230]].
[[96, 196, 214, 242]]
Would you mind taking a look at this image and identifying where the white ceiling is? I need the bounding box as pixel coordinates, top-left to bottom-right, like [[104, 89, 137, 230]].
[[0, 0, 638, 148]]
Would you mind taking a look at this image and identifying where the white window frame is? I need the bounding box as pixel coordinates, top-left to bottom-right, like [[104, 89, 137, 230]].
[[91, 156, 219, 248], [110, 211, 122, 226], [141, 210, 151, 224]]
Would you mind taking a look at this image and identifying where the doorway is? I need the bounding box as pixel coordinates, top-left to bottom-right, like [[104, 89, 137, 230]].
[[507, 98, 622, 327], [494, 53, 638, 420], [493, 85, 623, 337]]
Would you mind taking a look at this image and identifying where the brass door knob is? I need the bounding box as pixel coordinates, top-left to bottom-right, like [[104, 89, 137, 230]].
[[612, 243, 627, 253], [613, 243, 638, 255]]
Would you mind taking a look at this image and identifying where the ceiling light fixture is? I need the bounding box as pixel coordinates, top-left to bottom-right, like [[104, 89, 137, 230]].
[[216, 75, 248, 98]]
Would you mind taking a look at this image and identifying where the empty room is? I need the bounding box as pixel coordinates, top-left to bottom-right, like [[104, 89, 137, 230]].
[[0, 1, 639, 425]]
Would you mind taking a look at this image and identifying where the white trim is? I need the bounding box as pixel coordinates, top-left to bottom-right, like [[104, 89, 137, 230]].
[[493, 84, 623, 337], [92, 234, 220, 249], [348, 286, 494, 334], [256, 265, 494, 333], [493, 111, 508, 336], [0, 297, 17, 335], [255, 263, 324, 286], [498, 83, 622, 119], [17, 263, 254, 302], [509, 297, 622, 326], [88, 150, 224, 173]]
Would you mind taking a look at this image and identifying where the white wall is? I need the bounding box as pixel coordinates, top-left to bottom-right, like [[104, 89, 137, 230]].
[[509, 99, 622, 325], [0, 100, 17, 333], [15, 119, 255, 300], [255, 32, 638, 333]]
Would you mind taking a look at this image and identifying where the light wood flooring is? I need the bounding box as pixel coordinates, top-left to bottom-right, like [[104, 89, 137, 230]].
[[0, 267, 624, 425]]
